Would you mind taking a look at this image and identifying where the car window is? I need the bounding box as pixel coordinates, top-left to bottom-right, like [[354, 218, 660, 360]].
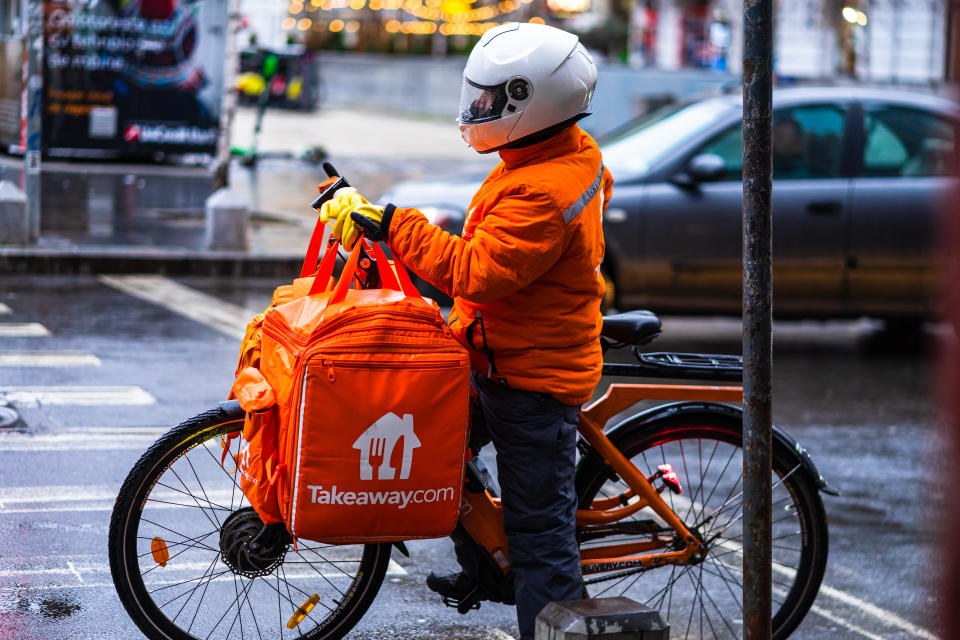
[[696, 104, 847, 180], [862, 106, 955, 177], [601, 99, 734, 178]]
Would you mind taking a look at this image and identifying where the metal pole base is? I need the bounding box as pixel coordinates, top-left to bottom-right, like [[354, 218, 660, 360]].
[[0, 181, 29, 245]]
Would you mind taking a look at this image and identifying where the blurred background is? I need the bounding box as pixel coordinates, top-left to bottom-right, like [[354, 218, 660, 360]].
[[0, 1, 957, 639]]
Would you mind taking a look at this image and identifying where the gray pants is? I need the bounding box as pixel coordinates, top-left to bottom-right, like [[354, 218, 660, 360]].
[[471, 373, 584, 640]]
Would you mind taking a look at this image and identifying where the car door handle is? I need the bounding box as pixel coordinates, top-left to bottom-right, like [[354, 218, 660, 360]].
[[806, 201, 842, 215]]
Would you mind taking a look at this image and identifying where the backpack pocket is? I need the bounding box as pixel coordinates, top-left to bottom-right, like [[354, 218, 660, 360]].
[[288, 353, 470, 543], [239, 406, 285, 524]]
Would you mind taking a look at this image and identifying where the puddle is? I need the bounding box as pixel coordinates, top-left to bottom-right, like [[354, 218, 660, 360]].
[[16, 593, 81, 619]]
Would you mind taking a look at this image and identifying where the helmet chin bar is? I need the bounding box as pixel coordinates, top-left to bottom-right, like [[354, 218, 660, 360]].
[[461, 112, 524, 153], [462, 112, 590, 155]]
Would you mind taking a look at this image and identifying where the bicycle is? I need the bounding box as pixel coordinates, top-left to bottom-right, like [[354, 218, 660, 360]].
[[109, 299, 836, 640]]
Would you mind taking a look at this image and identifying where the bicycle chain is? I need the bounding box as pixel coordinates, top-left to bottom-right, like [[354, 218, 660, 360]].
[[584, 565, 652, 585]]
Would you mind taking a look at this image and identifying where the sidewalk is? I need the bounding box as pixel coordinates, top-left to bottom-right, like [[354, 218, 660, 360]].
[[0, 106, 493, 276]]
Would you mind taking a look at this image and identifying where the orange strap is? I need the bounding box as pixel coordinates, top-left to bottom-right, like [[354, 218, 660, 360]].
[[300, 216, 328, 279], [370, 242, 421, 298], [329, 240, 363, 304], [220, 431, 241, 470], [391, 252, 421, 299], [307, 240, 342, 296]]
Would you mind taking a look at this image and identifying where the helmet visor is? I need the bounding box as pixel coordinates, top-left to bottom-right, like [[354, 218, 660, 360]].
[[458, 79, 508, 125]]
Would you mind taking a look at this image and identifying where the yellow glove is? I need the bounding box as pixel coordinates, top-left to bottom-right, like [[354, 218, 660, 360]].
[[318, 187, 385, 249]]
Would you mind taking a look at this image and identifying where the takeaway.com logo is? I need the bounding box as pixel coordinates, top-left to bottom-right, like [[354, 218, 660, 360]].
[[306, 413, 456, 510]]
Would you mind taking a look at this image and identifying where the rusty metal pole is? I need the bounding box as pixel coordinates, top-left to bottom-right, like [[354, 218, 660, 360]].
[[741, 0, 773, 637]]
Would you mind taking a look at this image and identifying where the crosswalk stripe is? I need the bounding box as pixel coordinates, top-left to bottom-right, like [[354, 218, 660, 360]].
[[0, 352, 101, 367], [99, 275, 251, 339], [0, 559, 407, 581], [0, 484, 228, 514], [0, 432, 159, 452], [0, 426, 170, 452], [0, 558, 409, 596], [0, 386, 156, 407], [0, 322, 50, 337], [0, 303, 11, 314]]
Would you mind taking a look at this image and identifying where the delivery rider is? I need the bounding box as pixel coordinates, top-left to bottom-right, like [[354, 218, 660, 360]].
[[319, 22, 612, 640]]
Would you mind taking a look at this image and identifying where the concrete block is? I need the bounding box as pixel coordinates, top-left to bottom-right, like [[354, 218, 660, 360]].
[[0, 181, 28, 245], [535, 597, 669, 640], [204, 188, 249, 251]]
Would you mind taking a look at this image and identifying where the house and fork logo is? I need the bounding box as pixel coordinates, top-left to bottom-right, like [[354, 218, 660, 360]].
[[352, 413, 421, 481]]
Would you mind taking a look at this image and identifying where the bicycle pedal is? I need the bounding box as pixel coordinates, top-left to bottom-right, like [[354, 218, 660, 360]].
[[440, 586, 482, 614]]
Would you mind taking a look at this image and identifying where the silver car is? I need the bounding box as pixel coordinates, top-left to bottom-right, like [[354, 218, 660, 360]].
[[382, 87, 957, 321]]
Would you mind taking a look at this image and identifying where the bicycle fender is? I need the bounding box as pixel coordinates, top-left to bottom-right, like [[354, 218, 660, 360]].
[[219, 399, 245, 420], [576, 401, 840, 496]]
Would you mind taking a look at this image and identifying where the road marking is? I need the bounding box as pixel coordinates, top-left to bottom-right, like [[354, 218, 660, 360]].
[[674, 493, 939, 640], [817, 583, 938, 640], [0, 303, 11, 314], [810, 603, 887, 640], [0, 322, 50, 337], [0, 428, 167, 452], [0, 386, 156, 407], [0, 351, 101, 367], [0, 558, 406, 590], [66, 561, 83, 584], [0, 485, 237, 514], [99, 275, 251, 339]]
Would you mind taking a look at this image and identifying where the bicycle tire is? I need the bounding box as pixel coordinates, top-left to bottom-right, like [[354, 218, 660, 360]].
[[575, 406, 828, 640], [109, 407, 392, 640]]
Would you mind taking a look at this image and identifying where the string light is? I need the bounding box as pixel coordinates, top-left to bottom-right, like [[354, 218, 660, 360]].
[[293, 0, 544, 37]]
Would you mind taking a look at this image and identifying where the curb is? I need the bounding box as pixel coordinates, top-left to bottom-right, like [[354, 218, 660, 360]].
[[0, 247, 304, 278]]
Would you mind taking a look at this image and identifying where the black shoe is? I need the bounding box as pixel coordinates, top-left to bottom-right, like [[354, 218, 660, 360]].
[[426, 571, 476, 600]]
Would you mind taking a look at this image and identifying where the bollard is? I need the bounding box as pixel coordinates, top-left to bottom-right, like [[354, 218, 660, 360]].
[[535, 597, 669, 640], [0, 181, 29, 245], [204, 187, 250, 251]]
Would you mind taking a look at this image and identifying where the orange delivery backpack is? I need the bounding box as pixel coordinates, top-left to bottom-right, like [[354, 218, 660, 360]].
[[230, 234, 471, 544]]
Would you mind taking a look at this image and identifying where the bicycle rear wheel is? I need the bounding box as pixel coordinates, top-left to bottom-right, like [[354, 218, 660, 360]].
[[576, 406, 828, 640], [109, 407, 392, 640]]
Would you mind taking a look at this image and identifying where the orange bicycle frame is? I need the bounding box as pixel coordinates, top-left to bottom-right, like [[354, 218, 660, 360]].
[[458, 382, 743, 575]]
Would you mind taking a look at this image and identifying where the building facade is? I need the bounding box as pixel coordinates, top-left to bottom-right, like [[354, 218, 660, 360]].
[[628, 0, 948, 83]]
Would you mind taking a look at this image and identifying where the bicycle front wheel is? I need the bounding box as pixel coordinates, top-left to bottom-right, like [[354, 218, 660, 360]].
[[109, 407, 392, 640], [576, 407, 828, 640]]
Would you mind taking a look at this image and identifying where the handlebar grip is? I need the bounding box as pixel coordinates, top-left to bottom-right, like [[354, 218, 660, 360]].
[[310, 166, 351, 210]]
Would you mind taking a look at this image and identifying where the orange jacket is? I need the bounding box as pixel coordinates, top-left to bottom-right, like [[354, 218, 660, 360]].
[[388, 125, 612, 405]]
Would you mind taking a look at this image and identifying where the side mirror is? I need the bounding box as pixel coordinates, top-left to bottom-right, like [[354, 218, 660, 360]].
[[670, 153, 726, 189], [687, 154, 726, 181]]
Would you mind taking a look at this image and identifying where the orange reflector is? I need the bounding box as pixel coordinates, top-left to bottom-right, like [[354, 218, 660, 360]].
[[151, 537, 169, 567], [286, 594, 320, 629]]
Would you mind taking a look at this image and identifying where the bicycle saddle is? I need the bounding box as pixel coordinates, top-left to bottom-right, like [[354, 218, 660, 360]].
[[600, 310, 662, 346]]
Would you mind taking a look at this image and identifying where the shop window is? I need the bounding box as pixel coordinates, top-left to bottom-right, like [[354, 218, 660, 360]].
[[2, 2, 21, 37]]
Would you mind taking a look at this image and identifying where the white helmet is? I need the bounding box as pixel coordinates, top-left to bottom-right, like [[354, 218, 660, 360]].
[[458, 22, 598, 153]]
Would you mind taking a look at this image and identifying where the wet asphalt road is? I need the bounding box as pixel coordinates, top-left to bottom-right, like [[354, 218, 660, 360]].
[[0, 275, 946, 640]]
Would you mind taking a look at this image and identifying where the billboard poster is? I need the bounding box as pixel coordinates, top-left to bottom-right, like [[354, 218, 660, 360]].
[[42, 0, 227, 158]]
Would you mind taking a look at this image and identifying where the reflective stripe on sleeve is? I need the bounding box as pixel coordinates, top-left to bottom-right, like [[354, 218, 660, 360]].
[[561, 164, 605, 224]]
